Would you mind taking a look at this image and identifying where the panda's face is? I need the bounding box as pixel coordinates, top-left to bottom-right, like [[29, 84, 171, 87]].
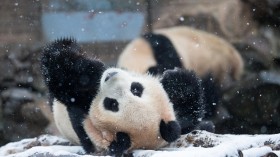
[[89, 68, 177, 145], [99, 68, 146, 114]]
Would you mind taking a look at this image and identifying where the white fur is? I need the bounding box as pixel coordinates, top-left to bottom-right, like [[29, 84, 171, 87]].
[[52, 99, 80, 145]]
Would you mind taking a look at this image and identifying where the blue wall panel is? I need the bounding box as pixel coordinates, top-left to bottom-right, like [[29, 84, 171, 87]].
[[42, 12, 144, 42]]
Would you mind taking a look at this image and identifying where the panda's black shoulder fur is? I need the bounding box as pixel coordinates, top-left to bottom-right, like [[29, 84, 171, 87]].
[[142, 33, 183, 75], [41, 38, 106, 111]]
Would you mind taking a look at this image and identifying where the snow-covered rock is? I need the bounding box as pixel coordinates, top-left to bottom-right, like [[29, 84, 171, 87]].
[[0, 134, 85, 157], [0, 130, 279, 157]]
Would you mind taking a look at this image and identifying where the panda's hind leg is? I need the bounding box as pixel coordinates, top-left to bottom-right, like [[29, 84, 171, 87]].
[[41, 38, 106, 154], [41, 38, 106, 109]]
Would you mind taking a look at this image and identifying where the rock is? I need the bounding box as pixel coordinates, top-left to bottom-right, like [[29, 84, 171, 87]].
[[218, 71, 280, 134], [2, 100, 23, 122], [1, 88, 36, 102], [0, 134, 76, 156], [0, 44, 46, 91], [0, 42, 50, 145], [234, 41, 272, 72], [0, 56, 15, 87], [242, 0, 280, 27], [150, 0, 256, 41], [1, 131, 280, 157], [21, 102, 49, 127], [177, 13, 226, 38], [260, 71, 280, 85], [1, 88, 50, 143]]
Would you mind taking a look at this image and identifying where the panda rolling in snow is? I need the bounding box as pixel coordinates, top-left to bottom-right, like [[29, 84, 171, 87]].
[[41, 38, 206, 156]]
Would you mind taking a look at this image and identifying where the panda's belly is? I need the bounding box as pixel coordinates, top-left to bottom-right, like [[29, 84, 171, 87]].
[[53, 99, 80, 145]]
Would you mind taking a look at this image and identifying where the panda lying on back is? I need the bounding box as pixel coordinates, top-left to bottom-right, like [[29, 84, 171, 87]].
[[41, 38, 208, 156]]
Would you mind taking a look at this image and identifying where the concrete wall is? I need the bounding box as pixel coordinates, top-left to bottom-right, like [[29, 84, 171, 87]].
[[0, 1, 42, 45]]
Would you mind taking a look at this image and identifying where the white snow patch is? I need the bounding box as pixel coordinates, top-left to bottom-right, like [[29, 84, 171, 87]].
[[0, 138, 36, 156], [273, 151, 280, 156], [5, 146, 84, 157], [242, 146, 272, 157], [0, 131, 280, 157], [134, 131, 280, 157]]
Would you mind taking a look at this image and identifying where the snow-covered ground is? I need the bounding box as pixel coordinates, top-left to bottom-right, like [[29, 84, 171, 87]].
[[0, 130, 279, 157]]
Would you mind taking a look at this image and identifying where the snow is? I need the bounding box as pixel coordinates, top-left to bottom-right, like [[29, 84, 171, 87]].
[[5, 146, 85, 157], [274, 151, 280, 156], [242, 146, 272, 157], [142, 146, 272, 157], [0, 131, 279, 157], [0, 138, 36, 155]]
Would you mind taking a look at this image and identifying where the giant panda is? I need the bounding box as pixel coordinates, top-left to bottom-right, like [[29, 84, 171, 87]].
[[117, 26, 244, 88], [41, 38, 206, 156]]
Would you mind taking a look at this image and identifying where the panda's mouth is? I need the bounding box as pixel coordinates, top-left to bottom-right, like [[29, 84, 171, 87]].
[[105, 72, 118, 82]]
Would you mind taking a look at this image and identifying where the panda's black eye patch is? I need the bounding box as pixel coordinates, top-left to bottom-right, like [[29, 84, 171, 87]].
[[104, 97, 119, 112], [130, 82, 144, 97]]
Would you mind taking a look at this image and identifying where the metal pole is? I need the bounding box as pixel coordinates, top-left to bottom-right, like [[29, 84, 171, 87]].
[[146, 0, 152, 32]]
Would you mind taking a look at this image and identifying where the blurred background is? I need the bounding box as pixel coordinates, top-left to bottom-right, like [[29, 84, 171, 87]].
[[0, 0, 280, 146]]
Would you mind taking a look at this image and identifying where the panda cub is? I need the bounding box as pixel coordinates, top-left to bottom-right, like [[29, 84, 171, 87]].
[[41, 38, 206, 156]]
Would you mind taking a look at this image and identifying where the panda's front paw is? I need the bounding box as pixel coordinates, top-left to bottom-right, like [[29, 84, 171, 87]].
[[160, 120, 181, 142], [109, 132, 131, 157]]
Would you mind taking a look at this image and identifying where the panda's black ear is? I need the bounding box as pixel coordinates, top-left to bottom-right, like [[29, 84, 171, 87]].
[[41, 38, 106, 111], [160, 68, 205, 134]]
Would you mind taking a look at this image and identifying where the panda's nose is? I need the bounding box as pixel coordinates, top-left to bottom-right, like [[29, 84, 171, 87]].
[[105, 72, 118, 82]]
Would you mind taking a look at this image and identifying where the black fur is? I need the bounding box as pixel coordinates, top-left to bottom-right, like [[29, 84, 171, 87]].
[[130, 82, 144, 97], [109, 132, 131, 157], [41, 38, 106, 111], [41, 38, 106, 153], [160, 120, 181, 142], [104, 97, 119, 112], [142, 33, 183, 75], [161, 68, 205, 134], [67, 106, 95, 153]]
